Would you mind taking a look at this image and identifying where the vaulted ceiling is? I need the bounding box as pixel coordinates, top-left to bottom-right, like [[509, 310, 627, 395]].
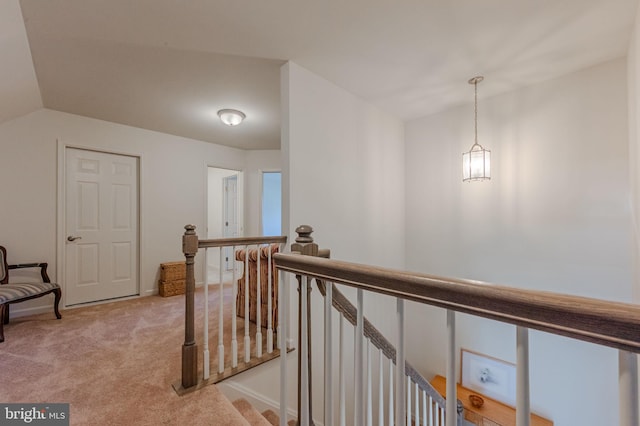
[[12, 0, 640, 150]]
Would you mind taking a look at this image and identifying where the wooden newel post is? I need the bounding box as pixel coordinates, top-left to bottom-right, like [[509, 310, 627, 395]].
[[291, 225, 320, 426], [182, 224, 199, 389]]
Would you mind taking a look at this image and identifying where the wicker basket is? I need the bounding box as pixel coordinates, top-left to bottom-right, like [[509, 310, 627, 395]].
[[160, 261, 186, 281], [159, 279, 185, 297]]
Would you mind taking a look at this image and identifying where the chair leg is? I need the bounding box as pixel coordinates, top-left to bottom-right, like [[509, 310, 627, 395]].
[[53, 288, 62, 319], [0, 305, 5, 343], [3, 303, 8, 325]]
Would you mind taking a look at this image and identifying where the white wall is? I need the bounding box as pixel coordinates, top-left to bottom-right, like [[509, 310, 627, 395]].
[[283, 62, 406, 268], [405, 58, 631, 426], [627, 1, 640, 418], [629, 0, 640, 304], [0, 108, 275, 314]]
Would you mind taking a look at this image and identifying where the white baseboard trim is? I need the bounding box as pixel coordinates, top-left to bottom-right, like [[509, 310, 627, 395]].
[[7, 304, 52, 319]]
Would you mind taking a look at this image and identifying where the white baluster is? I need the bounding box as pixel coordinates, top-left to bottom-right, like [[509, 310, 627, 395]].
[[396, 298, 406, 426], [619, 350, 639, 426], [244, 245, 250, 362], [422, 390, 427, 426], [367, 338, 372, 426], [231, 245, 238, 368], [355, 289, 364, 425], [415, 381, 420, 425], [279, 268, 287, 426], [339, 313, 346, 426], [389, 358, 394, 426], [276, 243, 282, 349], [439, 406, 445, 426], [218, 247, 225, 374], [203, 248, 210, 380], [516, 327, 530, 426], [445, 310, 456, 426], [429, 396, 434, 426], [378, 348, 384, 426], [324, 281, 333, 426], [256, 245, 262, 358], [407, 378, 412, 426], [267, 246, 273, 353], [300, 276, 310, 426]]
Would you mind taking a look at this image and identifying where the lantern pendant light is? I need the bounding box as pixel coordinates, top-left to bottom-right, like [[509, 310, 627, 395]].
[[463, 76, 491, 182]]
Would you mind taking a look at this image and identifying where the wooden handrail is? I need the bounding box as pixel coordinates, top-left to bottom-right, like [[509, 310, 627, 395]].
[[274, 253, 640, 353], [198, 236, 287, 248]]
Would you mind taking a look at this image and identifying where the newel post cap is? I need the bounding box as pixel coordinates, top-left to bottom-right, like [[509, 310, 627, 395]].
[[291, 225, 318, 257], [295, 225, 314, 243], [183, 224, 198, 256]]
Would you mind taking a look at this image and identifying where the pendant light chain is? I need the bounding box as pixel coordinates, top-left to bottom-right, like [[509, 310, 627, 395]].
[[474, 79, 478, 146]]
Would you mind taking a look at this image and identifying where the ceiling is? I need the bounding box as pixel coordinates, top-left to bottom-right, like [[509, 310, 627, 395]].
[[19, 0, 639, 150]]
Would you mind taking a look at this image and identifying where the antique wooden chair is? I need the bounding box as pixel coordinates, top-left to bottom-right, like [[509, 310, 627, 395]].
[[0, 246, 62, 342]]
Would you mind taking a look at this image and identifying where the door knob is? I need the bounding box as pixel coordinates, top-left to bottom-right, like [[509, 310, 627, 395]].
[[67, 236, 82, 242]]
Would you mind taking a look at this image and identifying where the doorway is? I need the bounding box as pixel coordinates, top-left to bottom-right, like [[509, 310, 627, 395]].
[[261, 171, 281, 236], [222, 174, 238, 270], [63, 147, 140, 306], [207, 167, 243, 284]]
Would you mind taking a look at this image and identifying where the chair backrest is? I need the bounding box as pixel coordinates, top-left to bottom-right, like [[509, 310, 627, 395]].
[[0, 246, 7, 284]]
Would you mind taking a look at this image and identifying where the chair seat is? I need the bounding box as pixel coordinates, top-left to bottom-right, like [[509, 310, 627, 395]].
[[0, 246, 62, 342], [0, 282, 61, 304]]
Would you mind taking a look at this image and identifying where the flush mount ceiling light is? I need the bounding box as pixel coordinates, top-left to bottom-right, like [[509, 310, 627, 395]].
[[463, 76, 491, 182], [217, 109, 246, 126]]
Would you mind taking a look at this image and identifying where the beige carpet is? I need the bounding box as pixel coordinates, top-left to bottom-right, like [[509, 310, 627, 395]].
[[0, 285, 274, 425]]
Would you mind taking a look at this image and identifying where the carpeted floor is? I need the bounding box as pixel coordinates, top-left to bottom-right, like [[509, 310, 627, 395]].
[[0, 285, 269, 425]]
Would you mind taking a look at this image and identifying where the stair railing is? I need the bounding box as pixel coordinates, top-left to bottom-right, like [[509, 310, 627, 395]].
[[275, 228, 640, 426], [315, 276, 457, 426], [178, 224, 287, 392], [285, 226, 459, 426]]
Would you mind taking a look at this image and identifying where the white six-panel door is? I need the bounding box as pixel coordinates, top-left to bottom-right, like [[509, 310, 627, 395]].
[[65, 148, 139, 305]]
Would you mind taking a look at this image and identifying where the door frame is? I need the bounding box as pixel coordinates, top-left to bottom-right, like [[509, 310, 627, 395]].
[[222, 173, 238, 270], [203, 163, 244, 284], [56, 140, 143, 308]]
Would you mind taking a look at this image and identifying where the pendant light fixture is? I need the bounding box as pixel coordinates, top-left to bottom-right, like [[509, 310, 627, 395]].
[[463, 76, 491, 182]]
